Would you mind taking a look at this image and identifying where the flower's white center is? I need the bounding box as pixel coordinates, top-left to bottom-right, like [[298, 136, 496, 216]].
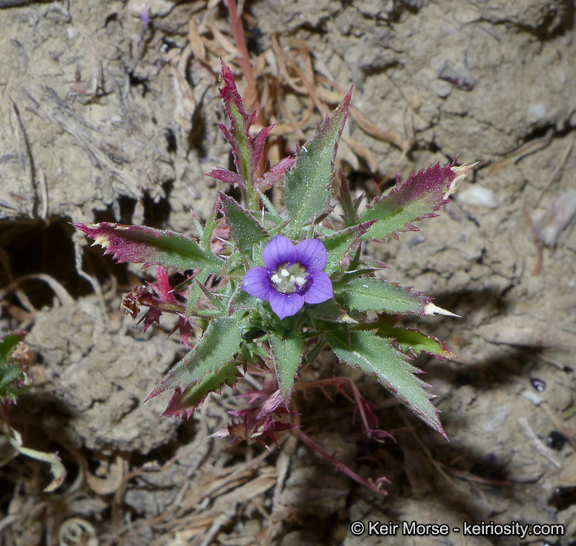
[[270, 262, 309, 294]]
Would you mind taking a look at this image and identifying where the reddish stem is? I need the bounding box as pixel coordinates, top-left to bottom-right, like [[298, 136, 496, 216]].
[[291, 428, 389, 496], [294, 376, 394, 442]]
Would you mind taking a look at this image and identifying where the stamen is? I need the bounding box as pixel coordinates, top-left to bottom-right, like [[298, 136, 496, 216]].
[[293, 276, 307, 288], [271, 262, 309, 294]]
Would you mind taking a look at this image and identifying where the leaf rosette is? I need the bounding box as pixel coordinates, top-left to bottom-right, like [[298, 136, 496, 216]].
[[76, 62, 474, 448]]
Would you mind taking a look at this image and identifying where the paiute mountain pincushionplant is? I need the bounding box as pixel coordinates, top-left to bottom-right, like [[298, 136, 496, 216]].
[[76, 61, 473, 457]]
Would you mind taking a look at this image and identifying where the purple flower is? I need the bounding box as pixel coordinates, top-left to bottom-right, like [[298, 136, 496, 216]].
[[242, 235, 333, 320]]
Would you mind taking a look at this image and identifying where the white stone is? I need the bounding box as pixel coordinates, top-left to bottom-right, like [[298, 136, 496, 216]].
[[457, 186, 497, 208]]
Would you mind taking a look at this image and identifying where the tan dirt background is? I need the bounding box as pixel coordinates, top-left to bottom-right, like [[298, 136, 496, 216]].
[[1, 0, 576, 544]]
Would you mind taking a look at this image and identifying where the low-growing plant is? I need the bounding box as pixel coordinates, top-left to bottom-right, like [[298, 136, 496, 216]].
[[0, 332, 66, 491], [76, 62, 473, 489], [0, 332, 29, 403]]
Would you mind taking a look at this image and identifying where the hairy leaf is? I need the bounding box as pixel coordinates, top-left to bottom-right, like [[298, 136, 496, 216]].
[[283, 89, 352, 234], [146, 313, 248, 399], [377, 321, 453, 358], [328, 330, 445, 437], [196, 280, 227, 312], [269, 330, 303, 398], [184, 278, 202, 317], [206, 168, 244, 188], [229, 288, 260, 314], [321, 223, 372, 275], [161, 361, 240, 418], [337, 170, 362, 227], [76, 223, 223, 272], [255, 157, 296, 191], [360, 162, 475, 240], [218, 61, 272, 188], [220, 193, 268, 253], [338, 278, 429, 315], [200, 200, 220, 252], [306, 299, 359, 325]]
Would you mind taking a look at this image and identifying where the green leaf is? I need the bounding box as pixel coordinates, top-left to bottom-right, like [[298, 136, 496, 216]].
[[0, 333, 26, 402], [306, 299, 357, 324], [328, 330, 445, 437], [376, 321, 452, 358], [360, 163, 475, 241], [75, 223, 223, 273], [201, 201, 219, 251], [196, 281, 227, 313], [283, 90, 351, 235], [0, 365, 23, 387], [321, 223, 372, 275], [337, 278, 429, 315], [228, 284, 260, 314], [269, 329, 303, 398], [161, 361, 240, 418], [260, 196, 284, 225], [337, 170, 361, 227], [219, 193, 268, 254], [147, 313, 248, 398], [186, 281, 203, 317], [339, 268, 379, 283], [0, 333, 24, 364]]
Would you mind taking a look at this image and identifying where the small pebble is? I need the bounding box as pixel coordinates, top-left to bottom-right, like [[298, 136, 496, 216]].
[[161, 38, 177, 53], [530, 377, 546, 392], [434, 80, 452, 98], [522, 390, 544, 406], [457, 186, 497, 208], [528, 103, 546, 121]]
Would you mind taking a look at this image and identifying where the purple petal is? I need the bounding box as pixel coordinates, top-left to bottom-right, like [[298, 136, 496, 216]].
[[262, 235, 296, 269], [242, 267, 273, 300], [294, 238, 327, 272], [268, 291, 305, 320], [303, 272, 333, 304]]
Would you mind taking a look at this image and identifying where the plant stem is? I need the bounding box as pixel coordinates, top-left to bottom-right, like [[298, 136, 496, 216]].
[[291, 429, 389, 496]]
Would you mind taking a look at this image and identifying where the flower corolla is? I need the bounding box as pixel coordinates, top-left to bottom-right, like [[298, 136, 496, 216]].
[[242, 235, 333, 319]]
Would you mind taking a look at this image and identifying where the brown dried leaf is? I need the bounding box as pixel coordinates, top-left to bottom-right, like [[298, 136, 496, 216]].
[[349, 105, 410, 152], [188, 17, 207, 62], [172, 45, 196, 135]]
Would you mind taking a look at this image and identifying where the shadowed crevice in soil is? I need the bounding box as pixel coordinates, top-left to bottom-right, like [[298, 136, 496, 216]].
[[0, 219, 93, 308]]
